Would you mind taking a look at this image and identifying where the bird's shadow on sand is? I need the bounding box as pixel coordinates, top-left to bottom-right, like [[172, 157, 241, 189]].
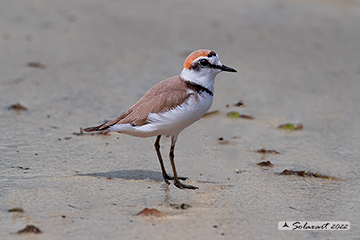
[[75, 169, 219, 184], [75, 169, 164, 182]]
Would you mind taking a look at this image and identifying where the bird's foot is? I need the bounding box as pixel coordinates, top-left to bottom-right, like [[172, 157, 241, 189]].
[[174, 180, 198, 190], [163, 174, 188, 185]]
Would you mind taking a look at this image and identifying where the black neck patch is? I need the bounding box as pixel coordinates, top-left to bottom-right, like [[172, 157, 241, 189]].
[[185, 81, 213, 96]]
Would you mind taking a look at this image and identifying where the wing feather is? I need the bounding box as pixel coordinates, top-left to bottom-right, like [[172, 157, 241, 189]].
[[97, 75, 191, 130]]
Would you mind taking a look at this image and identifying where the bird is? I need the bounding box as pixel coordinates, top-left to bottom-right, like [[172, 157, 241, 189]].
[[83, 49, 237, 189]]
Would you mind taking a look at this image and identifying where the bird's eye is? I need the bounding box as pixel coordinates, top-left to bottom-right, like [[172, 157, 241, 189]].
[[200, 59, 209, 67]]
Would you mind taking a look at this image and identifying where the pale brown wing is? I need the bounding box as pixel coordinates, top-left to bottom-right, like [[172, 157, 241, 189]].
[[96, 75, 192, 130]]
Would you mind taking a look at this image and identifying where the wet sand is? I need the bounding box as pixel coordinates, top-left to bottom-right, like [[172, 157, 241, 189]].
[[1, 0, 359, 239]]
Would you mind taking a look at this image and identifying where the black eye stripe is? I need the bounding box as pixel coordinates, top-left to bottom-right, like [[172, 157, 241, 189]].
[[190, 58, 221, 70], [209, 63, 221, 69], [201, 59, 221, 69]]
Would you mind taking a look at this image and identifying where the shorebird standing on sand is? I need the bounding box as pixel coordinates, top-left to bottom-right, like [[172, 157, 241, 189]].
[[83, 49, 237, 189]]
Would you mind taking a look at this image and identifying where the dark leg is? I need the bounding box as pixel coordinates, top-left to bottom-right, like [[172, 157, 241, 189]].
[[169, 135, 198, 190], [154, 135, 187, 185]]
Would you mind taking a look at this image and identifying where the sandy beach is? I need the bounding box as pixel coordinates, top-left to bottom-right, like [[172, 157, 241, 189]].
[[1, 0, 359, 239]]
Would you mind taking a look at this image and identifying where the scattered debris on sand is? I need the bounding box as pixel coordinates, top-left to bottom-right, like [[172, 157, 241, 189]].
[[233, 100, 244, 107], [17, 225, 42, 234], [256, 148, 280, 154], [136, 208, 166, 217], [8, 207, 24, 213], [27, 62, 46, 69], [227, 111, 254, 119], [203, 110, 220, 118], [170, 203, 192, 210], [279, 169, 337, 180], [257, 161, 274, 167], [278, 123, 303, 130], [217, 137, 232, 145], [8, 103, 27, 113]]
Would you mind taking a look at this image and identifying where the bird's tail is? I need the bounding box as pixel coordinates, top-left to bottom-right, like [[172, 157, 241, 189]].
[[82, 123, 108, 132]]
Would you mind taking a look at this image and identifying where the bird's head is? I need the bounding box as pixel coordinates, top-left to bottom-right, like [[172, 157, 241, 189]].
[[180, 49, 237, 84]]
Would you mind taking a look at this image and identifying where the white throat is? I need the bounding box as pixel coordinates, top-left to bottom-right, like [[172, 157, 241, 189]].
[[180, 68, 220, 93]]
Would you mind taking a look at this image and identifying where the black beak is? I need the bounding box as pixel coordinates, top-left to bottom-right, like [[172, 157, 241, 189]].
[[220, 64, 237, 73]]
